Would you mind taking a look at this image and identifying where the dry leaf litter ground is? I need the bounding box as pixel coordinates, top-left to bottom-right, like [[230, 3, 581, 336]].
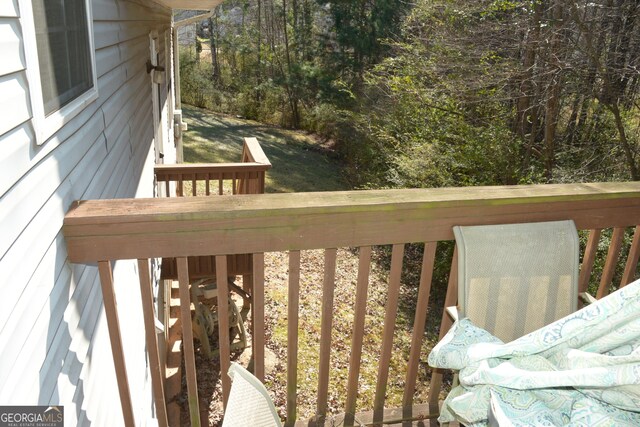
[[180, 247, 448, 426], [178, 108, 450, 425]]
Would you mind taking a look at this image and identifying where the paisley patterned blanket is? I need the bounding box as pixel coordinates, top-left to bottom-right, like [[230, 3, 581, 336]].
[[428, 279, 640, 426]]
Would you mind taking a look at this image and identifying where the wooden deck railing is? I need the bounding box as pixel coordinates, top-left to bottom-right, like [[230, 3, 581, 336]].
[[154, 137, 271, 197], [63, 182, 640, 427], [155, 136, 270, 280]]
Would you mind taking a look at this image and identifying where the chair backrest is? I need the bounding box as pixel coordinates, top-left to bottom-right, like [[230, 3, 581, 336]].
[[222, 363, 282, 427], [454, 220, 579, 343]]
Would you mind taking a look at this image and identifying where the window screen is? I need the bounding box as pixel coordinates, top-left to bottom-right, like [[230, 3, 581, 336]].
[[31, 0, 93, 116]]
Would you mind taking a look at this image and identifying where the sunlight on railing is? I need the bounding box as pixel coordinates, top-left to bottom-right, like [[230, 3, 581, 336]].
[[63, 182, 640, 426]]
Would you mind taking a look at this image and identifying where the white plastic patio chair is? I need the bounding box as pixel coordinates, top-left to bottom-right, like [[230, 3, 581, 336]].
[[221, 363, 282, 427], [450, 220, 591, 343]]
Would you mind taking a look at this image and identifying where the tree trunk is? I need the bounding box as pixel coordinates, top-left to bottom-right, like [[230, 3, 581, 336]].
[[543, 1, 564, 180], [608, 102, 639, 179], [209, 16, 220, 83], [515, 1, 543, 138], [256, 0, 262, 103], [282, 0, 299, 128]]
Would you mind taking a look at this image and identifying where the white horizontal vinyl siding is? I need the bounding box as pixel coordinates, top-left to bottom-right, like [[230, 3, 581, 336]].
[[0, 71, 30, 136], [0, 18, 24, 75], [0, 0, 173, 425]]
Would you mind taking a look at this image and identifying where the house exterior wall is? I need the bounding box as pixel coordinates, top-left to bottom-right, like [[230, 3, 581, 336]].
[[0, 0, 175, 425]]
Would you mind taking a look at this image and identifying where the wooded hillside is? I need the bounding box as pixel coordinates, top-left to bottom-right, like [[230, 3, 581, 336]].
[[180, 0, 640, 188]]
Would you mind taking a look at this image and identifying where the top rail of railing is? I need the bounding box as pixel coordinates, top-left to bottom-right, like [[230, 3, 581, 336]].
[[64, 181, 640, 263], [154, 137, 271, 196]]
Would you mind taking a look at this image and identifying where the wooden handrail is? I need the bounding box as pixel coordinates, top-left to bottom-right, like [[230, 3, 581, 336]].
[[242, 136, 271, 166], [62, 181, 640, 426], [154, 137, 271, 197], [64, 182, 640, 262], [155, 162, 270, 178], [154, 137, 271, 179]]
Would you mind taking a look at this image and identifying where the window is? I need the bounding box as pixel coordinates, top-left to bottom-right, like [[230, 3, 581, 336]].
[[20, 0, 98, 144]]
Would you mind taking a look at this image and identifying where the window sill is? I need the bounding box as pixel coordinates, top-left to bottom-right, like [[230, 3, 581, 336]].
[[33, 86, 99, 146]]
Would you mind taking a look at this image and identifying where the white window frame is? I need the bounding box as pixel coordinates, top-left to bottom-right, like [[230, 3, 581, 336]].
[[19, 0, 99, 145]]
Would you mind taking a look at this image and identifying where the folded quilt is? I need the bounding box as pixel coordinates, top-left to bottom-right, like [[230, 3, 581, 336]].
[[428, 279, 640, 426]]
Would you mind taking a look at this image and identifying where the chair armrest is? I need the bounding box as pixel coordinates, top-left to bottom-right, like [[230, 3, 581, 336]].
[[579, 292, 597, 305], [445, 306, 459, 322]]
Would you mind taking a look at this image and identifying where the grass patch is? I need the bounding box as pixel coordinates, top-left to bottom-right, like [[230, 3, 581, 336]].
[[182, 105, 349, 193]]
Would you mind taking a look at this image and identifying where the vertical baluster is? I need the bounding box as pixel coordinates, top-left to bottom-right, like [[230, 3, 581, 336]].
[[204, 255, 212, 276], [219, 178, 224, 195], [578, 229, 602, 295], [428, 247, 458, 416], [242, 175, 248, 194], [403, 242, 437, 413], [205, 173, 210, 196], [98, 261, 135, 427], [178, 178, 183, 197], [164, 179, 170, 197], [242, 272, 254, 297], [237, 174, 243, 195], [317, 248, 337, 422], [286, 251, 301, 427], [245, 173, 252, 194], [176, 257, 201, 427], [137, 259, 168, 427], [193, 255, 201, 277], [192, 176, 197, 196], [253, 253, 266, 380], [232, 173, 237, 195], [597, 227, 625, 299], [621, 226, 640, 287], [344, 246, 372, 426], [215, 256, 232, 405], [373, 244, 404, 424]]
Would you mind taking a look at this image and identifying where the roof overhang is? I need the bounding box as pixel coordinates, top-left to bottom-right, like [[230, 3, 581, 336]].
[[158, 0, 223, 10]]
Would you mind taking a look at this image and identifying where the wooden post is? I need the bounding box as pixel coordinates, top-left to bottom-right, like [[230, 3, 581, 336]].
[[597, 227, 625, 298], [578, 229, 602, 295], [216, 256, 232, 405], [403, 243, 437, 413], [137, 259, 168, 427], [316, 248, 337, 422], [428, 247, 458, 420], [176, 258, 201, 427], [373, 244, 404, 424], [286, 251, 301, 427], [344, 246, 372, 426], [621, 226, 640, 286], [97, 261, 135, 427], [253, 253, 266, 380]]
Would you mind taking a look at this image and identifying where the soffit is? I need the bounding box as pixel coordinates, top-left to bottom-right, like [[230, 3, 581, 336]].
[[157, 0, 223, 10]]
